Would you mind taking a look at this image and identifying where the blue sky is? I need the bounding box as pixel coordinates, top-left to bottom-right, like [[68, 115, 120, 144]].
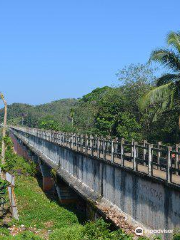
[[0, 0, 179, 106]]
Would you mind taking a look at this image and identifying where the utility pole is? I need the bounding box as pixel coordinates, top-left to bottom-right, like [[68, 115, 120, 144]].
[[0, 93, 7, 165]]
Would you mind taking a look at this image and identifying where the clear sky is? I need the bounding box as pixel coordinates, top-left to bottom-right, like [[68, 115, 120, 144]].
[[0, 0, 179, 106]]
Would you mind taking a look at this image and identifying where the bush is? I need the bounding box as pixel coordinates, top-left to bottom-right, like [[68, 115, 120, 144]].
[[173, 234, 180, 240], [49, 219, 134, 240], [82, 219, 133, 240], [14, 231, 43, 240], [1, 137, 36, 176]]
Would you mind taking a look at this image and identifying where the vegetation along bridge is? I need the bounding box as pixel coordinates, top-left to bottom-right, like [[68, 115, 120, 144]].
[[9, 126, 180, 238]]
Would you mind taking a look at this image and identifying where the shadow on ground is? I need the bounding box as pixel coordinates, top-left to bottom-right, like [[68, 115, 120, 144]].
[[35, 172, 87, 224]]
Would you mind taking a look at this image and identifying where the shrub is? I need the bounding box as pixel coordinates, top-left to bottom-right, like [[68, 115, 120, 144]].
[[82, 219, 133, 240], [1, 137, 36, 176], [173, 234, 180, 240]]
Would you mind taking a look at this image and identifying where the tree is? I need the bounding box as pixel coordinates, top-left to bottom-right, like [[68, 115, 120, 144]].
[[95, 88, 124, 136], [116, 63, 156, 121], [94, 88, 142, 140], [38, 115, 60, 131], [140, 32, 180, 134]]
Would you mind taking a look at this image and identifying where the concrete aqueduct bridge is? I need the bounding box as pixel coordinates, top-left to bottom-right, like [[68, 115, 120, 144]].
[[9, 126, 180, 238]]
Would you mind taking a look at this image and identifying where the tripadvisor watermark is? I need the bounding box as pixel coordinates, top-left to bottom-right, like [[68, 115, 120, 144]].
[[135, 227, 173, 236]]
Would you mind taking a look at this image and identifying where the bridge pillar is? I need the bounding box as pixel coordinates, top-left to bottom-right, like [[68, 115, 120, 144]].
[[86, 202, 101, 221], [31, 155, 41, 173], [55, 178, 78, 204], [38, 160, 54, 192]]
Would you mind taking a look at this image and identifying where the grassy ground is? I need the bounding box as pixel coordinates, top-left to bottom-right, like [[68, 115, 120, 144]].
[[14, 175, 81, 237]]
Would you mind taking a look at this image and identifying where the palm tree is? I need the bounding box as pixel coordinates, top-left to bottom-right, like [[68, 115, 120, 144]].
[[141, 31, 180, 130]]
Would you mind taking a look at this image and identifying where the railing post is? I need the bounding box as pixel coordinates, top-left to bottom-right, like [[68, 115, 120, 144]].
[[97, 137, 100, 158], [52, 131, 54, 142], [66, 133, 69, 147], [115, 137, 118, 157], [74, 134, 76, 149], [80, 134, 83, 152], [68, 133, 71, 148], [121, 138, 124, 166], [167, 146, 172, 183], [62, 133, 64, 145], [75, 134, 78, 151], [133, 142, 137, 171], [85, 134, 88, 154], [131, 139, 134, 161], [60, 133, 62, 145], [143, 140, 147, 166], [61, 133, 63, 145], [64, 132, 66, 146], [72, 134, 74, 149], [67, 133, 69, 146], [157, 141, 162, 169], [65, 132, 67, 145], [175, 144, 179, 175], [103, 138, 106, 160], [148, 144, 153, 176], [90, 135, 93, 156], [69, 133, 72, 149], [111, 139, 114, 163]]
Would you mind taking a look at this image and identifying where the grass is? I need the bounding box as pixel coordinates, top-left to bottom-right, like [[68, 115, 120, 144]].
[[0, 173, 82, 239], [14, 175, 80, 230]]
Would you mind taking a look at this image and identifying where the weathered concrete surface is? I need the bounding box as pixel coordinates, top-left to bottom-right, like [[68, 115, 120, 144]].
[[10, 127, 180, 239], [38, 160, 54, 192], [10, 133, 31, 160]]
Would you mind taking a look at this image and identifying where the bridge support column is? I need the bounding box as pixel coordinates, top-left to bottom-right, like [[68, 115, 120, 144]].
[[38, 160, 54, 192], [55, 178, 78, 204], [31, 155, 41, 172], [86, 202, 101, 221]]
